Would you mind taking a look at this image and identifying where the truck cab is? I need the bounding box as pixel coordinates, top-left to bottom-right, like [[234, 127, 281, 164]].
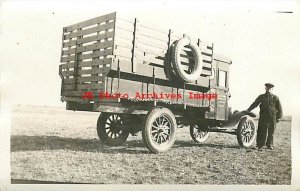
[[205, 54, 232, 121]]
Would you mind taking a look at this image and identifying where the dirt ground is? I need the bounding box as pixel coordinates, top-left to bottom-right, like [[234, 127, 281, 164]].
[[10, 105, 291, 184]]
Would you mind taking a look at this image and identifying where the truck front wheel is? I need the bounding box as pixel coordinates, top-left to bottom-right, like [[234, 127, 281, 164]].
[[97, 113, 129, 146], [142, 107, 177, 153], [236, 117, 257, 148]]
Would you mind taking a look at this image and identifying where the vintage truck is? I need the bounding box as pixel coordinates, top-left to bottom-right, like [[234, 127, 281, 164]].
[[59, 12, 257, 153]]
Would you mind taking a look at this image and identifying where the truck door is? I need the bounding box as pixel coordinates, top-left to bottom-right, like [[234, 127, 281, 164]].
[[215, 61, 229, 120]]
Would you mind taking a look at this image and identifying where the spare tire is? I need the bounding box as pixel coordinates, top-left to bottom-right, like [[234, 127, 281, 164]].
[[171, 37, 203, 83]]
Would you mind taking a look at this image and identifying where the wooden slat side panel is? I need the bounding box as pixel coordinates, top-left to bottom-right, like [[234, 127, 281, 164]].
[[60, 13, 217, 99], [65, 12, 116, 32]]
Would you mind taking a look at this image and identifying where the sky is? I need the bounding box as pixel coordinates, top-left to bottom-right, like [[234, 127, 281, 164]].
[[1, 0, 300, 116]]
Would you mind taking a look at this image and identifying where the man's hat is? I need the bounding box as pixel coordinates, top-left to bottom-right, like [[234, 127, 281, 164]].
[[265, 83, 274, 88]]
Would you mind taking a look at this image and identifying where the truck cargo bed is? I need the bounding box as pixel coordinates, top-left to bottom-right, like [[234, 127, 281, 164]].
[[59, 12, 215, 110]]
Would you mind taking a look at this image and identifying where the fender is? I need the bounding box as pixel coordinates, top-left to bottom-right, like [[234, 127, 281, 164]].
[[222, 111, 256, 129]]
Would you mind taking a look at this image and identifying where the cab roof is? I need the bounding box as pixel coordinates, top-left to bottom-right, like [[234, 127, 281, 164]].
[[213, 54, 232, 64]]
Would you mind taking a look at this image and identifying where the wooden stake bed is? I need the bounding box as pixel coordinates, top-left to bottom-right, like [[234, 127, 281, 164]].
[[59, 12, 216, 111]]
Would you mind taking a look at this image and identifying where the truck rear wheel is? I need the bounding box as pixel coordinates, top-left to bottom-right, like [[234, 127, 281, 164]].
[[97, 113, 129, 146], [142, 107, 177, 153], [190, 124, 210, 143], [237, 117, 257, 148]]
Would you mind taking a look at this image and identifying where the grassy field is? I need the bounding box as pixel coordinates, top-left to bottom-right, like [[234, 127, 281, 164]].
[[10, 105, 291, 184]]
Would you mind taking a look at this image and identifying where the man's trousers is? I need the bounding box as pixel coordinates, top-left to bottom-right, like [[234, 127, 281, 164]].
[[256, 118, 276, 147]]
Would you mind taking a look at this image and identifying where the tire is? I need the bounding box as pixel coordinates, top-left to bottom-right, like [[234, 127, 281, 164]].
[[236, 116, 257, 148], [142, 107, 177, 153], [171, 37, 203, 83], [97, 113, 129, 146], [190, 124, 210, 143]]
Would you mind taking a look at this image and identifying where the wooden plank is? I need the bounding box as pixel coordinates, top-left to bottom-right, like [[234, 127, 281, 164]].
[[139, 22, 169, 35], [61, 55, 75, 62], [114, 28, 134, 41], [61, 96, 81, 102], [77, 76, 105, 83], [60, 62, 75, 69], [203, 62, 212, 69], [114, 47, 132, 59], [62, 40, 113, 55], [64, 22, 115, 40], [62, 84, 75, 91], [62, 83, 105, 91], [79, 58, 112, 67], [62, 91, 82, 97], [137, 34, 169, 50], [180, 50, 212, 61], [180, 64, 211, 75], [116, 14, 135, 24], [65, 12, 116, 32], [115, 19, 134, 32], [61, 49, 113, 62], [200, 46, 213, 55], [114, 37, 133, 49], [77, 83, 104, 90], [201, 41, 213, 49], [60, 58, 112, 69], [137, 44, 167, 58], [113, 57, 134, 73], [179, 57, 211, 65], [63, 78, 76, 84], [180, 60, 211, 70], [62, 90, 105, 97], [61, 70, 74, 77], [63, 31, 114, 47], [202, 52, 213, 57], [138, 25, 169, 42], [77, 66, 110, 75], [200, 69, 211, 76], [136, 63, 167, 80], [136, 51, 165, 66]]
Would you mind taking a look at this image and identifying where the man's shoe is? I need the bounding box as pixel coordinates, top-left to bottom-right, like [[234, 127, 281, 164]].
[[267, 146, 275, 150], [256, 146, 263, 151]]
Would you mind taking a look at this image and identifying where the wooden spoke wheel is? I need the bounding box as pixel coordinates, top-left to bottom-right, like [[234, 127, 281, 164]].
[[190, 124, 210, 143], [237, 117, 257, 148], [97, 113, 129, 146], [142, 107, 177, 153]]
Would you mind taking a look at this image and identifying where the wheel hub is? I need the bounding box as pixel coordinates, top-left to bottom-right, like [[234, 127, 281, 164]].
[[151, 116, 171, 144]]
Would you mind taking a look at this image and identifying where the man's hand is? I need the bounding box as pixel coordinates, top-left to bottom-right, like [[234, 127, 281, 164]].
[[276, 119, 281, 123], [242, 110, 249, 114]]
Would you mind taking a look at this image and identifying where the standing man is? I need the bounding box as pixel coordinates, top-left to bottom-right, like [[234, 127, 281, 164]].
[[246, 83, 283, 150]]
